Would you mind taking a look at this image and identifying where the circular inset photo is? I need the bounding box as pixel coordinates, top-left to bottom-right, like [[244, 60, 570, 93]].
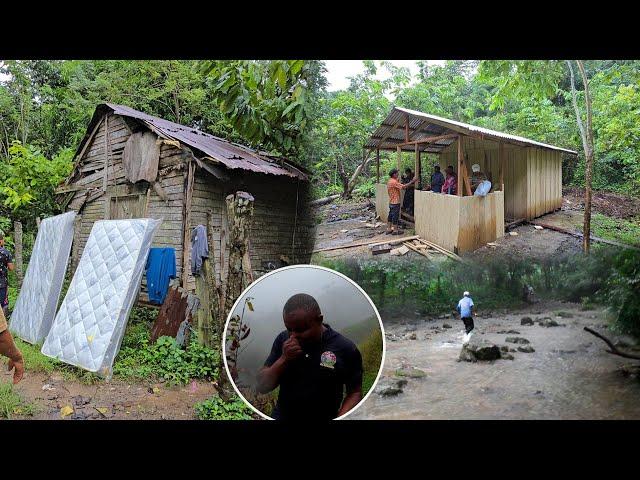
[[223, 265, 385, 421]]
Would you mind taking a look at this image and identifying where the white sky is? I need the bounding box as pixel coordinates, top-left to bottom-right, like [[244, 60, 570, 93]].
[[324, 60, 445, 91]]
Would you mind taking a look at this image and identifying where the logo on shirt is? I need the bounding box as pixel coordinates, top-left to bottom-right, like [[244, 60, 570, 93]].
[[320, 351, 336, 369]]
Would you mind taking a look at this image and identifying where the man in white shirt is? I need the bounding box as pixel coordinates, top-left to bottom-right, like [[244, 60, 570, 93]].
[[456, 291, 475, 344]]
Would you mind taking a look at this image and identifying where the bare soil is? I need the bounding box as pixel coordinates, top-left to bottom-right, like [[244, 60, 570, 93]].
[[3, 369, 216, 420], [563, 186, 640, 220], [313, 199, 583, 263], [349, 301, 640, 420]]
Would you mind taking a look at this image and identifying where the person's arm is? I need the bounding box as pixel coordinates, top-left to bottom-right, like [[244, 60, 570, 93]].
[[255, 335, 302, 394], [0, 330, 24, 384], [7, 262, 14, 272], [400, 177, 419, 189], [338, 388, 362, 417]]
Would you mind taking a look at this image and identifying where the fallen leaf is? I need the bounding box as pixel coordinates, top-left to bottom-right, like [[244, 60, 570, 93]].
[[152, 387, 160, 394], [60, 405, 74, 418]]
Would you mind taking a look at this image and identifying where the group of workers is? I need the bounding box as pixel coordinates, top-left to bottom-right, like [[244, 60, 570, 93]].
[[386, 164, 490, 234]]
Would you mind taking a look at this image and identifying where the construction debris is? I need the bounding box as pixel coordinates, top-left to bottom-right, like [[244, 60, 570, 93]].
[[390, 245, 410, 256]]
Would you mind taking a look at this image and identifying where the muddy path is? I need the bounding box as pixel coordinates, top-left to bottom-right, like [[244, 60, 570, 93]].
[[2, 369, 216, 420], [350, 301, 640, 420]]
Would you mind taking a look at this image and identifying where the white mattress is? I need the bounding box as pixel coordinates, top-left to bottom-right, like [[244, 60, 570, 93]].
[[41, 218, 160, 377], [10, 211, 76, 344]]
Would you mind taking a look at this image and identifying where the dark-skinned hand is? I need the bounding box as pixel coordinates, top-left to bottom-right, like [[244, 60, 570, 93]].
[[282, 336, 303, 362], [8, 357, 24, 384]]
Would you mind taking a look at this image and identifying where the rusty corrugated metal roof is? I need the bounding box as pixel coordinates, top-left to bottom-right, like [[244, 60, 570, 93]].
[[78, 103, 309, 181], [365, 106, 578, 155]]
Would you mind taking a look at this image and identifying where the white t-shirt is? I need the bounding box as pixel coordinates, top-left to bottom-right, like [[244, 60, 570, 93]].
[[457, 297, 474, 318]]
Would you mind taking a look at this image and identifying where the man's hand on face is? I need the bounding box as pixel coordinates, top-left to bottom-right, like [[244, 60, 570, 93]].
[[282, 336, 304, 363], [8, 356, 24, 384]]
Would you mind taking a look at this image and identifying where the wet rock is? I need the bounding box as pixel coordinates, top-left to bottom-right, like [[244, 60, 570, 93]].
[[408, 333, 417, 340], [497, 330, 520, 334], [395, 367, 427, 378], [520, 317, 534, 326], [509, 348, 517, 352], [500, 353, 515, 360], [73, 395, 91, 407], [376, 377, 408, 396], [505, 336, 530, 344], [556, 311, 574, 318], [540, 319, 560, 327], [500, 345, 509, 352], [517, 345, 535, 353], [443, 323, 452, 329], [618, 364, 640, 379], [554, 349, 577, 355], [459, 336, 501, 362]]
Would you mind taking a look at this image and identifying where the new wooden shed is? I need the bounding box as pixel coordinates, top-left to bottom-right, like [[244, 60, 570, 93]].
[[56, 103, 314, 300], [367, 107, 577, 254]]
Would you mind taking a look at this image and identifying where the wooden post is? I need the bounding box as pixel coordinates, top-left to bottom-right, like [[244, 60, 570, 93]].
[[414, 144, 420, 187], [457, 136, 463, 196], [499, 142, 505, 191], [223, 191, 255, 317], [396, 146, 401, 172], [376, 149, 380, 184], [194, 212, 220, 348], [181, 160, 195, 288], [13, 221, 23, 288]]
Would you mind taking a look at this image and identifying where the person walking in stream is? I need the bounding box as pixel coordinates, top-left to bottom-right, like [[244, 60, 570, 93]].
[[457, 291, 475, 344]]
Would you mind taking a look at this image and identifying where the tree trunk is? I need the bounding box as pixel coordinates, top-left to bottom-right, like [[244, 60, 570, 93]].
[[567, 60, 595, 253], [337, 159, 350, 198], [219, 191, 254, 401], [13, 221, 23, 288]]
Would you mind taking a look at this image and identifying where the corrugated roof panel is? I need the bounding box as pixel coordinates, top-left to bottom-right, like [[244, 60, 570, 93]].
[[102, 103, 309, 180], [366, 106, 578, 155]]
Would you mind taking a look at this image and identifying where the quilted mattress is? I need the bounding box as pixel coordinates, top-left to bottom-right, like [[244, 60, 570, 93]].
[[10, 211, 76, 344], [41, 218, 160, 377]]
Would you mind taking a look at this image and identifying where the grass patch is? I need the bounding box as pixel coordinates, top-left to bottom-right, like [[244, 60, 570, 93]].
[[194, 395, 254, 420], [359, 328, 383, 397], [0, 382, 37, 418], [591, 213, 640, 247], [5, 306, 218, 386]]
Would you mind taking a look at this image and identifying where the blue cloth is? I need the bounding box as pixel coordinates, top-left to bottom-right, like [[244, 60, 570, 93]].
[[457, 296, 474, 318], [145, 247, 177, 305]]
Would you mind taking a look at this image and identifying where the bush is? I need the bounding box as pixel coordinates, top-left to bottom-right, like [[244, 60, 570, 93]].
[[114, 334, 219, 386], [195, 396, 254, 420]]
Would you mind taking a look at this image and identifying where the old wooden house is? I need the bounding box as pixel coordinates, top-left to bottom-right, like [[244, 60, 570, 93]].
[[56, 103, 314, 300], [368, 107, 577, 254]]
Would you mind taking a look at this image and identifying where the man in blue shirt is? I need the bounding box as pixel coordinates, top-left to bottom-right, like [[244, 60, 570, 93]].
[[456, 291, 475, 343], [430, 165, 445, 193]]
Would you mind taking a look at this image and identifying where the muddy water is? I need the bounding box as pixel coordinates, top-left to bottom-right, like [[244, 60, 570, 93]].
[[350, 302, 640, 420]]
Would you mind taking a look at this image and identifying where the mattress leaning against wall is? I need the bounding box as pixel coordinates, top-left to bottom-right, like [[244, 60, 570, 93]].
[[10, 211, 76, 344], [41, 218, 161, 377]]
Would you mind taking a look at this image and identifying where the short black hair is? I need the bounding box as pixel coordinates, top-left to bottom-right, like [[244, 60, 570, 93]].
[[434, 165, 440, 171], [404, 167, 412, 174], [447, 165, 455, 170], [283, 293, 322, 319], [389, 168, 399, 177]]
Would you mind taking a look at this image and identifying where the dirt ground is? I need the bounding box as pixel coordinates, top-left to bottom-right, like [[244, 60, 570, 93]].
[[563, 186, 640, 220], [313, 199, 583, 263], [349, 301, 640, 420], [3, 368, 216, 420]]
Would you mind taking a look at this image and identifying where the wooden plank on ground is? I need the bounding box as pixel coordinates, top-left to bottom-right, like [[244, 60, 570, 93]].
[[313, 235, 420, 253]]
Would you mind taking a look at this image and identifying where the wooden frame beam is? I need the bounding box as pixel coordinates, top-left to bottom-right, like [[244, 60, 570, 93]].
[[404, 114, 410, 143], [376, 149, 380, 183], [499, 142, 505, 191], [457, 135, 463, 196]]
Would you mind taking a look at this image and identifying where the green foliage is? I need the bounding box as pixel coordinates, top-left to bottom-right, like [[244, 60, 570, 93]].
[[200, 60, 325, 154], [358, 328, 383, 397], [0, 141, 72, 222], [0, 382, 37, 418], [114, 333, 219, 386], [194, 395, 254, 420], [591, 213, 640, 247]]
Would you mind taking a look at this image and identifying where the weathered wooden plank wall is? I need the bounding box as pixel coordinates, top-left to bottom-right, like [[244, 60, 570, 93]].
[[65, 113, 315, 302], [439, 137, 561, 221]]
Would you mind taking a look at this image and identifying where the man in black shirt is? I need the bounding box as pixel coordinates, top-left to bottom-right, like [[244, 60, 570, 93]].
[[256, 293, 364, 420], [0, 236, 15, 317]]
